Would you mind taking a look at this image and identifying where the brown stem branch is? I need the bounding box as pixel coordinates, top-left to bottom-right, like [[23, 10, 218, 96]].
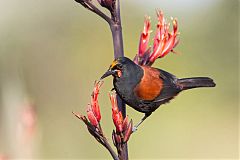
[[74, 0, 128, 159], [72, 112, 119, 160], [85, 1, 112, 24], [102, 137, 119, 160], [75, 0, 112, 24], [110, 0, 128, 159]]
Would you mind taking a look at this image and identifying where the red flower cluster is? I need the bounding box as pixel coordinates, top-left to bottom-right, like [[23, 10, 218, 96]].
[[109, 92, 132, 145], [86, 81, 103, 127], [135, 10, 179, 66], [73, 81, 133, 155]]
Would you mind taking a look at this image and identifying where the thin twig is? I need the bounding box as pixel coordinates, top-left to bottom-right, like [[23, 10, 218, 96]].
[[102, 137, 119, 160], [72, 112, 119, 160], [85, 1, 112, 24], [75, 0, 112, 24]]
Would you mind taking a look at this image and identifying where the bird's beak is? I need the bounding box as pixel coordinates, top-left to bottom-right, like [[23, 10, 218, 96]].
[[100, 70, 115, 80]]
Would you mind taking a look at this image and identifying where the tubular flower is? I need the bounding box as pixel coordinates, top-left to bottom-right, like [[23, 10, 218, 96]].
[[134, 16, 152, 65], [91, 81, 103, 122], [87, 105, 99, 127], [109, 91, 133, 144], [86, 81, 103, 127], [149, 11, 179, 63], [109, 92, 123, 132], [135, 10, 180, 66], [138, 16, 151, 57]]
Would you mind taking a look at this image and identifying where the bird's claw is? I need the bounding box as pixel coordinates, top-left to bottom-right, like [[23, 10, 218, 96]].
[[132, 126, 138, 133]]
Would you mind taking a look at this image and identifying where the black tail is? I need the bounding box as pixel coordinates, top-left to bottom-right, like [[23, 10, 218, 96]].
[[177, 77, 216, 90]]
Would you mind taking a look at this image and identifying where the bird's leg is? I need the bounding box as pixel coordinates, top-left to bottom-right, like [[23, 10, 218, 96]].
[[132, 113, 151, 132]]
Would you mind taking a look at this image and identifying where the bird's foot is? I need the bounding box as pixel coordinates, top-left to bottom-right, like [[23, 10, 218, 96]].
[[132, 126, 138, 133]]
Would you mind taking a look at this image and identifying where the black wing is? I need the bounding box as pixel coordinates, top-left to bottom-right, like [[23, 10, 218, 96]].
[[152, 68, 181, 103]]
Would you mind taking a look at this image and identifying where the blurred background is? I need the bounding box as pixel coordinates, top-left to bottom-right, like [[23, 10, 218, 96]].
[[0, 0, 238, 159]]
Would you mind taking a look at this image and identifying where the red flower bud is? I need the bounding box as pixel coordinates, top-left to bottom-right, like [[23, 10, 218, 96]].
[[90, 81, 103, 122], [173, 19, 178, 32], [87, 105, 99, 127], [138, 16, 151, 57], [92, 101, 101, 122], [122, 116, 129, 131], [123, 119, 133, 143], [92, 81, 103, 102], [115, 134, 122, 144], [109, 92, 117, 108], [109, 92, 124, 133], [113, 112, 123, 132]]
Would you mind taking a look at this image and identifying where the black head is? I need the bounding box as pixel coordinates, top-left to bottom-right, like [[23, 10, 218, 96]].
[[100, 56, 138, 80]]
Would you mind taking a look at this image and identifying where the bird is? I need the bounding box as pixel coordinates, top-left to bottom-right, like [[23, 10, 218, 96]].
[[101, 56, 216, 131]]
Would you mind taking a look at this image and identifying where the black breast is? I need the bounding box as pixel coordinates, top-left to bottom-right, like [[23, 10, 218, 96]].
[[113, 62, 145, 112]]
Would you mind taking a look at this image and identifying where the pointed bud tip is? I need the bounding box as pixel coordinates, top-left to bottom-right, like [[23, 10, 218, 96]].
[[123, 119, 133, 143]]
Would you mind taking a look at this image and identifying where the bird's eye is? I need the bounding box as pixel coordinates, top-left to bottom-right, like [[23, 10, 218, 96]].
[[118, 64, 123, 69]]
